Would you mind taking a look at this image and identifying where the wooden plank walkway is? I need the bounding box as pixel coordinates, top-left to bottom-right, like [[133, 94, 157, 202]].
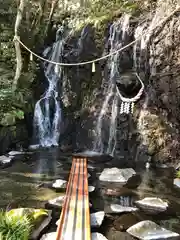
[[56, 158, 91, 240]]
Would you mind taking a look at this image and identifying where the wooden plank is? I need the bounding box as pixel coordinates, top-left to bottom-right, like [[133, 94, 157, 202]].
[[56, 158, 91, 240]]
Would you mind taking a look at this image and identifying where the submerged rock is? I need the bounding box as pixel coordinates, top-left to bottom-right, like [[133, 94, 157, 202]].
[[99, 168, 136, 183], [127, 220, 179, 239], [102, 187, 136, 197], [92, 232, 108, 240], [90, 211, 105, 227], [111, 204, 138, 213], [52, 179, 67, 189], [135, 197, 168, 214], [106, 228, 135, 240], [173, 178, 180, 189], [114, 213, 140, 231], [160, 218, 180, 235]]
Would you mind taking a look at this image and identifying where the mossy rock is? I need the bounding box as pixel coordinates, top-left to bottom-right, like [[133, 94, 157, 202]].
[[8, 208, 49, 228], [0, 110, 24, 126]]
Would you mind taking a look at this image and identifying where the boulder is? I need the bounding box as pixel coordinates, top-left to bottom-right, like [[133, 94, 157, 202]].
[[99, 168, 136, 183], [111, 204, 138, 213], [90, 211, 105, 227], [127, 220, 179, 239], [135, 197, 168, 214]]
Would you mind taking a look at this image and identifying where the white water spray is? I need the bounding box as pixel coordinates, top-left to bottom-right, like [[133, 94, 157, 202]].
[[93, 14, 131, 155], [33, 39, 64, 147]]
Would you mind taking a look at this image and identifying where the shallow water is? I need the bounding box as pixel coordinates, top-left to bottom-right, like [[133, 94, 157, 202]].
[[0, 147, 180, 238]]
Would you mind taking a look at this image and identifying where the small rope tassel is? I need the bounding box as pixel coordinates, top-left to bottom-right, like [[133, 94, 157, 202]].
[[92, 62, 96, 72], [30, 52, 33, 61], [55, 64, 59, 74], [131, 102, 135, 113]]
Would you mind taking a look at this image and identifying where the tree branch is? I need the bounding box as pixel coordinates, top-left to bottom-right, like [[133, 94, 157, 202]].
[[45, 0, 59, 36], [13, 0, 26, 90]]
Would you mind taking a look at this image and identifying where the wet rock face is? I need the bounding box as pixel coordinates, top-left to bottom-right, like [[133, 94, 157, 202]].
[[116, 72, 142, 98], [137, 2, 180, 166], [0, 123, 29, 155], [40, 0, 180, 167]]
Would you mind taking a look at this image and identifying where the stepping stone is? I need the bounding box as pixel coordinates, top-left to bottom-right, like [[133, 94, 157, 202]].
[[99, 168, 136, 183], [127, 220, 179, 239], [92, 232, 108, 240], [0, 155, 13, 167], [90, 211, 105, 227], [111, 204, 138, 213], [52, 179, 67, 189], [73, 151, 103, 157], [40, 232, 56, 240], [8, 151, 25, 156], [174, 178, 180, 188], [135, 197, 168, 214], [47, 195, 65, 208], [89, 186, 95, 192]]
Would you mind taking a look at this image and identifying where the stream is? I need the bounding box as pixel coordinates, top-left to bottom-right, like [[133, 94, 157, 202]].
[[0, 147, 180, 239]]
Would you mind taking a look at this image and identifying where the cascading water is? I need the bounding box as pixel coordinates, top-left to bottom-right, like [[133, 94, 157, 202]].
[[33, 29, 65, 148], [93, 14, 131, 156]]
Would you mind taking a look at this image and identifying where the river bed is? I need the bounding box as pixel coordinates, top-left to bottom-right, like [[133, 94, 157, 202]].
[[0, 147, 180, 239]]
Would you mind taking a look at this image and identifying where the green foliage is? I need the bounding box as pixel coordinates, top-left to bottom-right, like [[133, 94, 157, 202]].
[[0, 0, 16, 68], [8, 208, 49, 229], [8, 208, 49, 222], [0, 210, 32, 240], [58, 0, 140, 51], [176, 171, 180, 178]]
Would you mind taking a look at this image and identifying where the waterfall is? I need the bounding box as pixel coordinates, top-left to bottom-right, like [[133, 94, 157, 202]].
[[33, 32, 65, 148], [93, 14, 131, 156]]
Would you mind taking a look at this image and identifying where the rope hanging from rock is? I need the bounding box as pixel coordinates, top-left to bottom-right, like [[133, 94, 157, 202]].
[[14, 35, 142, 66], [116, 73, 144, 114]]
